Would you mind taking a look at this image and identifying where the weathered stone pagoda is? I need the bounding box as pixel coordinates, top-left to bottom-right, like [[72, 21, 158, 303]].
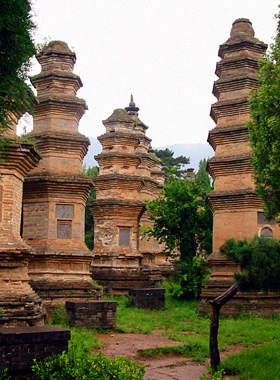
[[22, 41, 101, 306], [90, 97, 170, 294], [199, 19, 280, 315], [0, 112, 44, 326]]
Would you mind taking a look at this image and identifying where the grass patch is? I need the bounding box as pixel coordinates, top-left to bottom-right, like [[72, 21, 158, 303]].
[[47, 306, 100, 353], [138, 342, 208, 362], [221, 342, 280, 380], [114, 296, 280, 349]]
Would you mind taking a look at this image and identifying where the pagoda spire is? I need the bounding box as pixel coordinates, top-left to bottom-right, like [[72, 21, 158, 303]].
[[125, 94, 139, 115]]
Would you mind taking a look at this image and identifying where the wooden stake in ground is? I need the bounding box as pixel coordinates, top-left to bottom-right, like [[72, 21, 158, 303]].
[[209, 283, 238, 371]]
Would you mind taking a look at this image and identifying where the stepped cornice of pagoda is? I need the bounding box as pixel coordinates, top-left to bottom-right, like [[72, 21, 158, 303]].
[[130, 114, 148, 130], [210, 97, 249, 123], [207, 188, 262, 210], [34, 95, 88, 120], [95, 152, 158, 164], [93, 173, 161, 187], [90, 198, 144, 207], [217, 19, 267, 58], [207, 153, 252, 178], [24, 174, 93, 203], [215, 56, 260, 78], [207, 124, 248, 149], [213, 74, 258, 98], [37, 95, 87, 106], [28, 131, 90, 159], [0, 142, 41, 179], [90, 199, 144, 219], [31, 70, 83, 92], [103, 108, 134, 125], [98, 132, 151, 143], [218, 39, 267, 58], [36, 41, 76, 70]]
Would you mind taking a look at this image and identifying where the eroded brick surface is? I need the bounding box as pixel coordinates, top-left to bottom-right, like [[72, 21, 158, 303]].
[[129, 288, 165, 309], [0, 113, 44, 327], [66, 300, 117, 328], [0, 326, 70, 379]]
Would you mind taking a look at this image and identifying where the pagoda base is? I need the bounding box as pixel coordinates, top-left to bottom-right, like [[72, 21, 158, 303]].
[[92, 266, 165, 295], [29, 253, 102, 307], [199, 255, 280, 316], [0, 249, 44, 327]]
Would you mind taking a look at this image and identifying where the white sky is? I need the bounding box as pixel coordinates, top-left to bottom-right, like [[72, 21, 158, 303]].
[[23, 0, 279, 147]]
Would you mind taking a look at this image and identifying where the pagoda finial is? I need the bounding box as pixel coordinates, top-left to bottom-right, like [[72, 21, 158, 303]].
[[129, 94, 135, 107], [125, 94, 139, 116]]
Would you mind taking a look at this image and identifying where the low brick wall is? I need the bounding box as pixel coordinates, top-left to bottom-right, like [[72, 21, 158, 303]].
[[66, 300, 117, 329], [129, 288, 165, 309], [0, 326, 70, 379]]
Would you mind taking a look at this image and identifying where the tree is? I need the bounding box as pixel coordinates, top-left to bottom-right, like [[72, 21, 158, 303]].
[[143, 174, 212, 299], [84, 166, 99, 250], [153, 148, 190, 178], [248, 10, 280, 221], [209, 237, 280, 371], [0, 0, 36, 136], [196, 158, 212, 193]]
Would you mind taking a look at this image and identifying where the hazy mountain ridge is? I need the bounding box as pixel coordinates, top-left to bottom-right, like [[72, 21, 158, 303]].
[[83, 137, 214, 171]]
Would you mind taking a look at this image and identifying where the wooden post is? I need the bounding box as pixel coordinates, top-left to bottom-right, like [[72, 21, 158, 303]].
[[209, 283, 238, 371]]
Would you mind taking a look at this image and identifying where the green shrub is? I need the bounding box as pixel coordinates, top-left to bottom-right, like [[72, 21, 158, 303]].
[[0, 369, 11, 380], [32, 351, 145, 380], [165, 256, 210, 299], [201, 369, 226, 380], [31, 322, 144, 380], [220, 236, 280, 292]]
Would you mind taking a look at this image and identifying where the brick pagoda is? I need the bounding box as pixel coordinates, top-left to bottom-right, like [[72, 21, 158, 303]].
[[22, 41, 101, 306], [199, 19, 280, 315], [0, 112, 44, 326], [90, 97, 170, 294]]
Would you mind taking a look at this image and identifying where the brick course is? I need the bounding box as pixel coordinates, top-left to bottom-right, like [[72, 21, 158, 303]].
[[66, 300, 117, 328]]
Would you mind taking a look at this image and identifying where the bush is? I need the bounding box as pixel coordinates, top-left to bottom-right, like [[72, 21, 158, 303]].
[[164, 256, 210, 300], [0, 369, 10, 380], [32, 351, 145, 380], [31, 325, 145, 380], [220, 236, 280, 292]]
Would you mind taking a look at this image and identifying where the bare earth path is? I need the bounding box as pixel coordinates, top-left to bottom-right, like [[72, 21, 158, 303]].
[[98, 332, 241, 380], [98, 331, 207, 380]]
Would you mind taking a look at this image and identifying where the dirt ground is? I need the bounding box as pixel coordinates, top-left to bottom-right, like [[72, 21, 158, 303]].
[[98, 331, 241, 380]]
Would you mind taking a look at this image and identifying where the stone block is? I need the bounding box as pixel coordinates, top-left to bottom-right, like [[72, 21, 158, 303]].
[[66, 300, 117, 329], [129, 288, 165, 309], [0, 326, 70, 379]]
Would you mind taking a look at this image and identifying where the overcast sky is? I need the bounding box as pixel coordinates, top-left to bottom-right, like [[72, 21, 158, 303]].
[[23, 0, 279, 147]]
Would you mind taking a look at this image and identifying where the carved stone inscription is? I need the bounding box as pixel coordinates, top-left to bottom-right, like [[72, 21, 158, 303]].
[[57, 220, 72, 239], [56, 204, 74, 219], [119, 228, 130, 247]]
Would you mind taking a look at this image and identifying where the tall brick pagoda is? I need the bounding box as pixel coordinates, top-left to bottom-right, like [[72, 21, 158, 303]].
[[0, 112, 44, 326], [22, 41, 101, 306], [199, 19, 280, 315], [90, 96, 170, 294]]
